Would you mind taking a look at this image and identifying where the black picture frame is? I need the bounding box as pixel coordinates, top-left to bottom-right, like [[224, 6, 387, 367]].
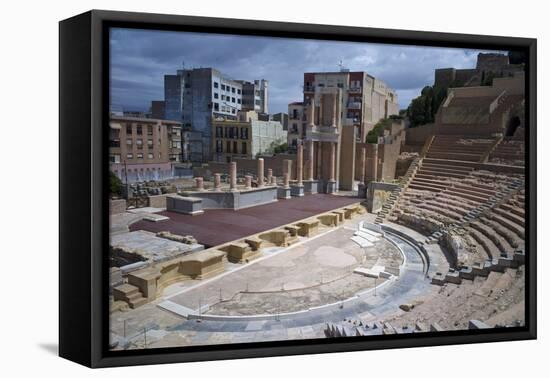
[[59, 9, 537, 368]]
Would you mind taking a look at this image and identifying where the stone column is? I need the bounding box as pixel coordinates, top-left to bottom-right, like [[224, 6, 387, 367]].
[[359, 146, 366, 184], [331, 95, 337, 128], [267, 169, 273, 185], [307, 98, 315, 127], [271, 175, 277, 185], [213, 173, 221, 191], [329, 142, 336, 182], [283, 173, 290, 188], [365, 143, 378, 184], [283, 159, 292, 180], [307, 140, 314, 180], [257, 158, 264, 188], [195, 177, 204, 191], [245, 175, 252, 189], [296, 143, 304, 186], [229, 162, 237, 191]]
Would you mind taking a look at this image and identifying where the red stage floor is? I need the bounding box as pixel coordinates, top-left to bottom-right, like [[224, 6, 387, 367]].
[[129, 194, 361, 247]]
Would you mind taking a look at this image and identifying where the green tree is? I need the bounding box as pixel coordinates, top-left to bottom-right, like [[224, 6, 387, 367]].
[[110, 171, 123, 197]]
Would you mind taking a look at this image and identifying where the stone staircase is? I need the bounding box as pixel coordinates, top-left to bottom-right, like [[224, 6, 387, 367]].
[[374, 157, 421, 224], [113, 283, 147, 309]]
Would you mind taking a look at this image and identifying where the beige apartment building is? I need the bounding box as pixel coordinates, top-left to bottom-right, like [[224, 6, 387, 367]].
[[212, 111, 287, 162], [109, 116, 182, 182], [300, 70, 399, 143]]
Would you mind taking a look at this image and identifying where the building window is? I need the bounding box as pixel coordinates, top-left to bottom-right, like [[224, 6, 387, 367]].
[[237, 89, 241, 94], [237, 99, 241, 104], [110, 139, 120, 148], [126, 139, 133, 147], [147, 139, 153, 148], [136, 125, 142, 135], [136, 139, 143, 149], [242, 142, 247, 155], [147, 125, 153, 136], [216, 127, 222, 138], [137, 153, 143, 159], [221, 84, 226, 91], [231, 109, 236, 114], [226, 141, 231, 153], [214, 102, 219, 111], [214, 92, 219, 99], [109, 154, 121, 163], [233, 141, 238, 153], [231, 87, 235, 93], [126, 153, 133, 159], [126, 125, 132, 134], [148, 153, 154, 159], [214, 82, 219, 88], [232, 97, 235, 103]]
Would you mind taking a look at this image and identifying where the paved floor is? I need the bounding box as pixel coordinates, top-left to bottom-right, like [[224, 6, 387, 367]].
[[109, 220, 433, 350], [129, 193, 361, 247], [163, 225, 401, 316]]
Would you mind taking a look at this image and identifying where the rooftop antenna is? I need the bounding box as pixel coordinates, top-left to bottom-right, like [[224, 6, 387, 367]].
[[338, 60, 349, 72], [182, 60, 185, 69]]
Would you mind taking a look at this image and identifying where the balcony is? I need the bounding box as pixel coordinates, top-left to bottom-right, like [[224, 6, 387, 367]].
[[348, 87, 362, 94]]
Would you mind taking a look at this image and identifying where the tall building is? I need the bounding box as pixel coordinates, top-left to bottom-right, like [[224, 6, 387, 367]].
[[302, 70, 399, 142], [109, 116, 182, 182], [236, 79, 269, 114], [150, 100, 165, 120], [163, 68, 244, 162]]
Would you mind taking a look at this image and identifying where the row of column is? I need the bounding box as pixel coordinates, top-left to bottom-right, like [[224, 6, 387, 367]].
[[194, 142, 374, 192], [194, 158, 278, 192]]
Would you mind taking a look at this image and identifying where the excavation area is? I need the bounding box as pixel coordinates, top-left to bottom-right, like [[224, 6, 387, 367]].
[[161, 225, 403, 317]]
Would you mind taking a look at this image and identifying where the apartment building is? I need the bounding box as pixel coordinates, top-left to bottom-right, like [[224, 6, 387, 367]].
[[212, 111, 287, 162], [109, 116, 182, 182], [302, 70, 399, 142], [164, 68, 244, 162]]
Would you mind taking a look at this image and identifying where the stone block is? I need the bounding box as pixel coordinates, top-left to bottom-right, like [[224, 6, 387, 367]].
[[166, 195, 204, 216], [290, 184, 305, 197], [295, 220, 319, 237], [468, 319, 491, 329], [277, 187, 291, 199], [303, 180, 319, 194], [110, 199, 127, 214]]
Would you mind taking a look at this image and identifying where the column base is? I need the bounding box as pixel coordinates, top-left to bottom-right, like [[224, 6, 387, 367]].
[[358, 183, 367, 198], [277, 187, 291, 199], [290, 185, 305, 197], [326, 181, 337, 194], [303, 180, 318, 194]]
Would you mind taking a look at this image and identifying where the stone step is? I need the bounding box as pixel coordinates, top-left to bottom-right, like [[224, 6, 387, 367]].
[[129, 296, 148, 309]]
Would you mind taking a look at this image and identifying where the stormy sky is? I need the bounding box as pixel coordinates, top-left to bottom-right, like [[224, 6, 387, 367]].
[[110, 28, 498, 114]]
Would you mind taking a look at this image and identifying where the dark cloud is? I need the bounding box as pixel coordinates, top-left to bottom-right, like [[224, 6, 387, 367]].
[[110, 28, 498, 113]]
